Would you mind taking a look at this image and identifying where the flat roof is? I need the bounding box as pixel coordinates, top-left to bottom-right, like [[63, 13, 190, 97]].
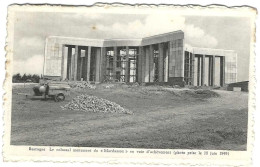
[[47, 30, 184, 47], [46, 30, 236, 56], [184, 44, 236, 56]]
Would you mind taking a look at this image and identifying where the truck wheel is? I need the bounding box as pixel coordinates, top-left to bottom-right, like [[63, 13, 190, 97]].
[[54, 93, 65, 102]]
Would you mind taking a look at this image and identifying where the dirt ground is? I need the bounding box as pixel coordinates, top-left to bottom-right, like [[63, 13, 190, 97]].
[[11, 83, 248, 150]]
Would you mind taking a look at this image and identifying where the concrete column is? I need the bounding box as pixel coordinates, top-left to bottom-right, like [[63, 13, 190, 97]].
[[79, 57, 83, 81], [95, 48, 101, 82], [141, 47, 146, 82], [79, 49, 86, 81], [70, 47, 75, 80], [62, 45, 68, 80], [113, 46, 117, 80], [197, 56, 200, 86], [144, 47, 150, 82], [76, 48, 82, 81], [158, 43, 164, 82], [208, 56, 212, 86], [100, 47, 107, 82], [191, 53, 195, 85], [164, 45, 169, 82], [138, 46, 143, 83], [77, 48, 83, 81], [67, 47, 71, 80], [125, 46, 129, 82], [187, 52, 191, 84], [149, 45, 154, 82], [73, 46, 78, 81], [211, 55, 215, 86], [86, 46, 91, 81], [106, 49, 110, 78], [83, 49, 88, 81], [201, 55, 205, 86], [186, 52, 191, 84], [220, 56, 225, 86]]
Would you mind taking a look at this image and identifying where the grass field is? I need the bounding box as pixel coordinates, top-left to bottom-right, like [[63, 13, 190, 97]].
[[11, 83, 248, 150]]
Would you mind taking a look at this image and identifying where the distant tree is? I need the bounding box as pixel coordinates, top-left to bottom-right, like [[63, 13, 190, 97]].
[[32, 74, 40, 83], [12, 73, 22, 83], [12, 73, 41, 83], [21, 74, 27, 82], [27, 74, 32, 82]]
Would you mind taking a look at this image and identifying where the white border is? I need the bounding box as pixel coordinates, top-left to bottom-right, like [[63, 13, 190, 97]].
[[0, 1, 259, 167]]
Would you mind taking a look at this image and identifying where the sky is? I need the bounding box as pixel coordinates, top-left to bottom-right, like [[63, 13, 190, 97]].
[[13, 11, 252, 81]]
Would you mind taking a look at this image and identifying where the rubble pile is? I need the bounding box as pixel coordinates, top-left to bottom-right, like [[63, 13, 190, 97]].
[[103, 84, 115, 89], [194, 89, 220, 98], [61, 94, 133, 114], [68, 81, 96, 89]]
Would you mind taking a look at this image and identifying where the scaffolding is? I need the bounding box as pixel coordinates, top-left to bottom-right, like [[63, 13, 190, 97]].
[[153, 47, 159, 82], [89, 48, 96, 82], [184, 51, 194, 85], [129, 48, 138, 83], [104, 47, 138, 83]]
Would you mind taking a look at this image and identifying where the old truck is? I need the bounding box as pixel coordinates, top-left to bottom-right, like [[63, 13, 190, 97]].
[[32, 81, 71, 102]]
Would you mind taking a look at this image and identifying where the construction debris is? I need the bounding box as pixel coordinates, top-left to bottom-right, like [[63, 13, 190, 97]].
[[194, 89, 220, 98], [103, 84, 115, 89], [61, 94, 133, 114], [68, 81, 96, 89]]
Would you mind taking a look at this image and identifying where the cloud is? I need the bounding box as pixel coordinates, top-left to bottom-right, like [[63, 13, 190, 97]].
[[18, 37, 44, 48], [13, 55, 44, 75], [61, 13, 102, 20], [16, 13, 218, 48], [12, 13, 218, 75], [93, 14, 218, 48], [184, 25, 218, 48], [96, 14, 185, 39], [142, 14, 185, 37]]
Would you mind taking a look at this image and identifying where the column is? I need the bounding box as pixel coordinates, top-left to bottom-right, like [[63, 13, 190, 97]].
[[220, 56, 225, 86], [62, 45, 68, 80], [168, 42, 172, 78], [73, 46, 78, 81], [83, 48, 88, 81], [78, 48, 85, 81], [197, 56, 200, 86], [100, 47, 107, 82], [67, 47, 71, 80], [95, 48, 101, 82], [145, 47, 150, 82], [201, 55, 205, 86], [79, 49, 86, 81], [164, 46, 169, 82], [138, 46, 143, 83], [208, 56, 212, 86], [149, 45, 154, 82], [158, 43, 164, 82], [113, 47, 117, 80], [141, 47, 146, 82], [86, 46, 91, 81], [211, 55, 215, 86], [125, 46, 129, 82], [76, 48, 82, 81], [186, 52, 191, 84], [70, 47, 75, 80], [106, 49, 110, 79], [79, 57, 83, 81], [191, 53, 195, 85]]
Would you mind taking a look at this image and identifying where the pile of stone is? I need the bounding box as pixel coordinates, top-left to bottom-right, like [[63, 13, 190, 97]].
[[103, 84, 115, 89], [61, 94, 133, 114], [68, 81, 96, 89]]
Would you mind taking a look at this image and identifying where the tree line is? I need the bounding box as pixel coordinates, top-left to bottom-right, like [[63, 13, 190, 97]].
[[12, 73, 43, 83]]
